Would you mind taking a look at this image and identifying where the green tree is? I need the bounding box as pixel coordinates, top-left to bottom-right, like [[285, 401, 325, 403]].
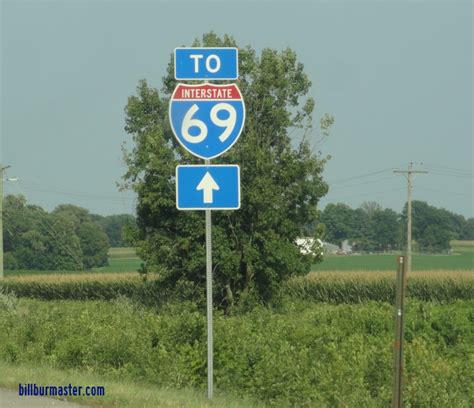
[[53, 204, 109, 268], [401, 201, 457, 252], [370, 208, 400, 251], [430, 207, 466, 240], [36, 213, 84, 270], [321, 202, 401, 251], [76, 222, 109, 268], [2, 195, 30, 254], [461, 218, 474, 240], [358, 203, 401, 251], [3, 195, 83, 270], [53, 204, 91, 225], [417, 224, 451, 252], [99, 214, 136, 247], [350, 208, 372, 250], [360, 201, 383, 219], [320, 203, 370, 248], [320, 203, 354, 245], [122, 33, 331, 309]]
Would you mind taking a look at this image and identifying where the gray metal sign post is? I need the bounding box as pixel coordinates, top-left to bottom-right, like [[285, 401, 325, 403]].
[[204, 159, 214, 399]]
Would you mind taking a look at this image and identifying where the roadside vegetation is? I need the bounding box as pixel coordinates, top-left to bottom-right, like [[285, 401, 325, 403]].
[[1, 242, 471, 405], [0, 292, 472, 407]]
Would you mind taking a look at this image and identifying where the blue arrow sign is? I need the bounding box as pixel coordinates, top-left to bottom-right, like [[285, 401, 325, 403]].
[[169, 83, 245, 160], [174, 47, 238, 80], [176, 165, 240, 210]]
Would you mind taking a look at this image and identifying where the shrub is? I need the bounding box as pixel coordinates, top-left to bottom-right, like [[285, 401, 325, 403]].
[[0, 298, 472, 406]]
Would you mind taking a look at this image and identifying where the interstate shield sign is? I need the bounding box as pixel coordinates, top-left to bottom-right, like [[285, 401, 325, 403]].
[[169, 83, 245, 160]]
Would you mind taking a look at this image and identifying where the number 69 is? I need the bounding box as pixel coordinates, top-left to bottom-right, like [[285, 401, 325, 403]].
[[181, 103, 237, 144]]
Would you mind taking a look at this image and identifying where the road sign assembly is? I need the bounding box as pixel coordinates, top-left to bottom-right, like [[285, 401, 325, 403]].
[[170, 46, 244, 400], [176, 165, 240, 210], [169, 83, 245, 160], [174, 47, 238, 80]]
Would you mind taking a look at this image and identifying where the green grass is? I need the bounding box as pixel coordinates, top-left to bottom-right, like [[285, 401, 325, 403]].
[[313, 241, 473, 271], [92, 257, 142, 273], [0, 360, 262, 408], [108, 247, 137, 258], [93, 247, 141, 273], [313, 252, 473, 271]]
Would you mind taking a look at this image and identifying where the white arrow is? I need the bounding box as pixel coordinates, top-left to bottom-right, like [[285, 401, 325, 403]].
[[196, 172, 220, 204]]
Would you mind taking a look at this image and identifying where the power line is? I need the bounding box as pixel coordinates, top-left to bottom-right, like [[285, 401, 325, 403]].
[[327, 167, 397, 185], [18, 181, 136, 201], [417, 186, 472, 198], [421, 170, 472, 179], [423, 163, 473, 175], [3, 180, 137, 215], [329, 175, 399, 190], [323, 187, 406, 201]]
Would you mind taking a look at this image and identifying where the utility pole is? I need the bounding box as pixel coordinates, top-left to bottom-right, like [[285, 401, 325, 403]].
[[394, 162, 428, 276], [392, 163, 427, 406], [0, 165, 11, 279], [392, 255, 406, 408]]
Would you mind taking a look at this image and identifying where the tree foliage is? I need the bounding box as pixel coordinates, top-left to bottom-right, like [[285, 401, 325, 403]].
[[370, 208, 400, 250], [53, 204, 110, 269], [3, 196, 110, 270], [401, 201, 462, 252], [3, 195, 83, 270], [96, 214, 136, 247], [321, 200, 468, 252], [461, 218, 474, 240], [122, 32, 331, 308], [320, 203, 358, 245], [360, 201, 383, 219]]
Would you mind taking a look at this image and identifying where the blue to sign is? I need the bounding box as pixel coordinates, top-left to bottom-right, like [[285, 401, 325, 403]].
[[169, 83, 245, 160], [176, 165, 240, 210], [174, 47, 238, 80]]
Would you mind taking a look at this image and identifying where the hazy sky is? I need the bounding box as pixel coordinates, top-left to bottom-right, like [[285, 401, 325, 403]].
[[1, 0, 472, 217]]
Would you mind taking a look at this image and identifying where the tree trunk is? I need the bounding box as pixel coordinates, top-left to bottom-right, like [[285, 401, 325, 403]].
[[224, 284, 234, 315], [242, 261, 254, 295]]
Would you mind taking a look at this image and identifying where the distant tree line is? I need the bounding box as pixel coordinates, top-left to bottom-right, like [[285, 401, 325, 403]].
[[2, 194, 135, 270], [319, 200, 474, 252]]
